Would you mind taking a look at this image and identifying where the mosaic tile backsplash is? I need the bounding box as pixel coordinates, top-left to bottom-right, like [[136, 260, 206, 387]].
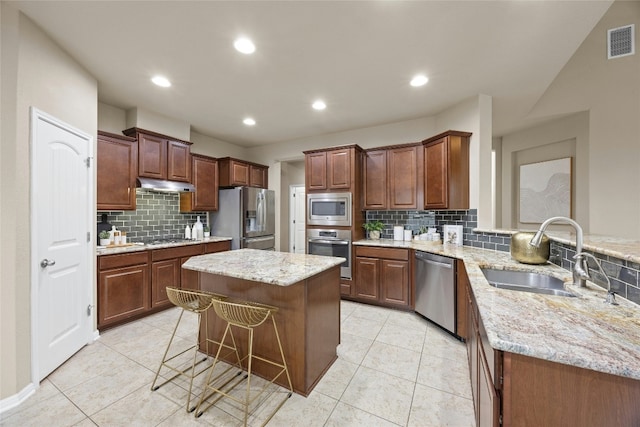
[[97, 189, 207, 242]]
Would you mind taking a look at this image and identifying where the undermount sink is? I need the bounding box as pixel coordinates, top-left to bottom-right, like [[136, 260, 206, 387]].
[[481, 268, 576, 298]]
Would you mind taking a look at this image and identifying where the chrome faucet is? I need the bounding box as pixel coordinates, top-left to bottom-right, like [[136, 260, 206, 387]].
[[529, 216, 589, 287]]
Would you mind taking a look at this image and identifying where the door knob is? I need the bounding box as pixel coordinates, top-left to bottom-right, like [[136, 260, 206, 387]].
[[40, 259, 56, 268]]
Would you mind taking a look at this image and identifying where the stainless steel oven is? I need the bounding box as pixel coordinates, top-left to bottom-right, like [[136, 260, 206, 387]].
[[307, 192, 351, 227], [307, 229, 352, 279]]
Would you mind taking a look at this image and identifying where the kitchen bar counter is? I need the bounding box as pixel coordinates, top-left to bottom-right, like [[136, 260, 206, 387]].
[[182, 249, 344, 396], [96, 236, 232, 256], [354, 238, 640, 381], [182, 248, 345, 286]]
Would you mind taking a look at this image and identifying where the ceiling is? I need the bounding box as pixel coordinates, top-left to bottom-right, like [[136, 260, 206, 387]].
[[10, 1, 613, 147]]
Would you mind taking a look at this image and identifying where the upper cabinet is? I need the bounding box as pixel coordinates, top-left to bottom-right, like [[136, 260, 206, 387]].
[[423, 130, 471, 210], [122, 127, 192, 182], [180, 154, 218, 212], [218, 157, 268, 188], [97, 131, 138, 211], [304, 145, 362, 192], [363, 144, 421, 210]]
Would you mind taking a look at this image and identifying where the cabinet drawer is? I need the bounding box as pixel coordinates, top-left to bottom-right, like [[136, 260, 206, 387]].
[[204, 241, 231, 254], [151, 244, 203, 261], [99, 251, 149, 270], [355, 246, 409, 261]]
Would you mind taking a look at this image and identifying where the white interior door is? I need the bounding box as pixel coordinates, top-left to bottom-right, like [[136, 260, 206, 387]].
[[289, 185, 306, 253], [31, 108, 93, 381]]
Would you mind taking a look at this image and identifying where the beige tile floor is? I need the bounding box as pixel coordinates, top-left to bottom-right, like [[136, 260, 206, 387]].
[[0, 300, 475, 427]]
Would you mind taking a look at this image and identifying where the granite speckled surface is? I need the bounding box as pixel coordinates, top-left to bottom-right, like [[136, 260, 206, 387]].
[[475, 228, 640, 264], [182, 248, 345, 286], [96, 236, 232, 256], [354, 238, 640, 381]]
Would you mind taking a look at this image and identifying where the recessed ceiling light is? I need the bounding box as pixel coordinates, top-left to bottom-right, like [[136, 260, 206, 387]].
[[151, 75, 171, 87], [243, 118, 256, 126], [234, 37, 256, 54], [312, 100, 327, 111], [410, 74, 429, 87]]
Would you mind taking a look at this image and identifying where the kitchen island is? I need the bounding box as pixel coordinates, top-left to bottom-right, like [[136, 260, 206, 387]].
[[182, 249, 345, 396]]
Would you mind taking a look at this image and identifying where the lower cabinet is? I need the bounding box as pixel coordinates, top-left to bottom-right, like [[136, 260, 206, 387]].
[[463, 263, 640, 426], [97, 241, 231, 330], [353, 246, 411, 309], [97, 252, 150, 328]]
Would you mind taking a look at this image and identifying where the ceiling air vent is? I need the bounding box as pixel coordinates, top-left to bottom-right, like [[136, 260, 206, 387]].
[[608, 24, 635, 59]]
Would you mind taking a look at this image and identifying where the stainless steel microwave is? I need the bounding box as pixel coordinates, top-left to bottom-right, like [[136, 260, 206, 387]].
[[307, 192, 352, 227]]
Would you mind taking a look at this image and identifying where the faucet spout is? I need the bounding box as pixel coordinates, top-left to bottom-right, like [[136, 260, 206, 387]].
[[529, 216, 586, 286]]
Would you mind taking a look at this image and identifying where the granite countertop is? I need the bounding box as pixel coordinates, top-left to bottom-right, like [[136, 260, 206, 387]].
[[96, 236, 233, 256], [354, 238, 640, 381], [182, 248, 346, 286]]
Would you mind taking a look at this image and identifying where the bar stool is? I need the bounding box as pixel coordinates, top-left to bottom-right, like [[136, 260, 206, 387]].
[[195, 299, 293, 426], [150, 286, 236, 412]]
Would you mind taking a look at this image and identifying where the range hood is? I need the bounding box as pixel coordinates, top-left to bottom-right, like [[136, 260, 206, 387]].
[[137, 177, 195, 193]]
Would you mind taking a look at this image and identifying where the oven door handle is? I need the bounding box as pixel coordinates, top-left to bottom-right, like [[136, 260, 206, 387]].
[[308, 239, 350, 245]]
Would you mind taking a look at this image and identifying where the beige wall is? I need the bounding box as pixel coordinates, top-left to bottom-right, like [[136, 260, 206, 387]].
[[510, 1, 640, 238], [500, 112, 589, 231], [1, 5, 98, 400]]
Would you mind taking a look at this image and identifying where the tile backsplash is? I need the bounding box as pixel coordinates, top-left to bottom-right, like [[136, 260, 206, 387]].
[[97, 189, 207, 242], [365, 209, 478, 244]]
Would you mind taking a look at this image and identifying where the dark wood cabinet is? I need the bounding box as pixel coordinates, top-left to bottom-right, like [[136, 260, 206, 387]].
[[353, 246, 411, 309], [218, 157, 268, 188], [304, 145, 362, 192], [151, 258, 180, 308], [423, 130, 471, 209], [97, 252, 150, 328], [180, 154, 218, 212], [97, 241, 231, 330], [363, 144, 420, 210], [97, 131, 138, 211], [123, 127, 192, 183]]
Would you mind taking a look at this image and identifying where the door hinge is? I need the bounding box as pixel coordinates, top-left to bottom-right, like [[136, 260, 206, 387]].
[[87, 304, 94, 316], [87, 231, 91, 242]]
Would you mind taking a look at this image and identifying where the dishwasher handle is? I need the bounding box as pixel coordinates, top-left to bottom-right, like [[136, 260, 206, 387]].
[[415, 252, 454, 269]]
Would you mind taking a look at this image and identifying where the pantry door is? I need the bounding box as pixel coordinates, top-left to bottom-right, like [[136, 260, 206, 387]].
[[31, 108, 94, 381]]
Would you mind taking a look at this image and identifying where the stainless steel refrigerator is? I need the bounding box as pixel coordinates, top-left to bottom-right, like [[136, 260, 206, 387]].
[[208, 187, 275, 250]]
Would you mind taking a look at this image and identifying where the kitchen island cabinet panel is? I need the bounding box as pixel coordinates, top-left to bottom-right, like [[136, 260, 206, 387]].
[[191, 252, 342, 396], [97, 131, 138, 211]]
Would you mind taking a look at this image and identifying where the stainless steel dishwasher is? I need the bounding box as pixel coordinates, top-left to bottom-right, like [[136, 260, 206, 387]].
[[414, 251, 456, 334]]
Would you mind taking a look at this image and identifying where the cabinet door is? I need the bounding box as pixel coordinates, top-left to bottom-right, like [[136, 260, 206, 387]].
[[167, 140, 191, 182], [380, 259, 410, 307], [478, 348, 500, 427], [424, 137, 449, 209], [151, 259, 180, 308], [98, 264, 149, 328], [354, 257, 379, 301], [250, 165, 267, 188], [363, 150, 387, 209], [306, 152, 327, 191], [327, 149, 351, 189], [97, 132, 137, 211], [230, 160, 250, 186], [388, 146, 418, 209], [456, 260, 469, 340], [138, 132, 167, 179], [181, 155, 218, 211]]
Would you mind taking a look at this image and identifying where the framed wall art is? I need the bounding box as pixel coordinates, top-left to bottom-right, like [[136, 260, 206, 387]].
[[519, 157, 572, 223]]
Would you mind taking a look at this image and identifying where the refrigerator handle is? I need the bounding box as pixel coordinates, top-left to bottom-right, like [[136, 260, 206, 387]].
[[256, 192, 264, 231]]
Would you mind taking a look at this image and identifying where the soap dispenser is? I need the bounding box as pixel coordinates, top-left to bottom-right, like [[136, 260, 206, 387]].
[[193, 216, 203, 240]]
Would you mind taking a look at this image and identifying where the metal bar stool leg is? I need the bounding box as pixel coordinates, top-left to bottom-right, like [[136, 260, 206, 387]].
[[195, 299, 293, 426]]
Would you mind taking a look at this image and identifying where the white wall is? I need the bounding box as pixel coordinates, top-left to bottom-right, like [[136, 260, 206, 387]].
[[1, 5, 98, 400], [126, 107, 191, 141]]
